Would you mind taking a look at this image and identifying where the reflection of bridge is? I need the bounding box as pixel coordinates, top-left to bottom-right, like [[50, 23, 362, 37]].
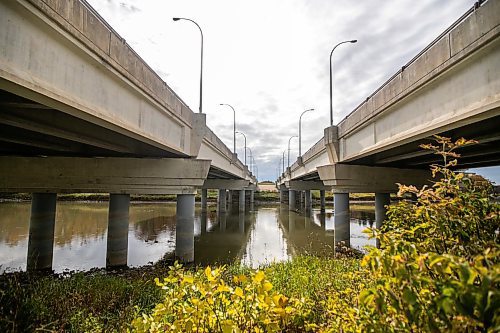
[[278, 0, 500, 244], [0, 0, 257, 270]]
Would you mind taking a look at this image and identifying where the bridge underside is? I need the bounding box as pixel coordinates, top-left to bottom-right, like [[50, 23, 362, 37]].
[[0, 89, 183, 158], [348, 113, 500, 170]]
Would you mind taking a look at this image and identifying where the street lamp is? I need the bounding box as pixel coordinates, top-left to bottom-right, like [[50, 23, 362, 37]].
[[247, 147, 253, 173], [299, 108, 315, 157], [172, 17, 204, 114], [288, 135, 298, 168], [330, 39, 357, 126], [219, 104, 236, 155], [282, 150, 285, 174], [235, 131, 247, 166]]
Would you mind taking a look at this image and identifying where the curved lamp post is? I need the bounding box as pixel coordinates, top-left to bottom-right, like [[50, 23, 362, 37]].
[[330, 39, 357, 125], [172, 17, 204, 114], [287, 135, 298, 168], [299, 108, 315, 157], [235, 131, 247, 166], [219, 104, 236, 155]]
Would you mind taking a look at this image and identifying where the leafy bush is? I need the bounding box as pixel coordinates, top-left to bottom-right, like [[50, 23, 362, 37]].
[[131, 262, 312, 332], [359, 136, 500, 332]]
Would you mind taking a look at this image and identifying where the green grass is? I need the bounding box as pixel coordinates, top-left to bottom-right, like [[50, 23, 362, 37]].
[[0, 255, 364, 332]]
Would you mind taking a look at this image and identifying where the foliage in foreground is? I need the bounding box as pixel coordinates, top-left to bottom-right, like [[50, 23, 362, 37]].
[[134, 137, 499, 332], [359, 137, 500, 332]]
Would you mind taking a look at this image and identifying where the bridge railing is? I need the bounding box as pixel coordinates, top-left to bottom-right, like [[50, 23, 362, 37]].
[[338, 0, 492, 137], [34, 0, 195, 126]]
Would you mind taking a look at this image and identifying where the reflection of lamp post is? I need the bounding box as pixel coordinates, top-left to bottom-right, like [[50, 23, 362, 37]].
[[299, 108, 315, 157], [235, 131, 247, 166], [219, 104, 236, 154], [288, 135, 298, 168], [330, 39, 357, 125], [172, 17, 204, 114]]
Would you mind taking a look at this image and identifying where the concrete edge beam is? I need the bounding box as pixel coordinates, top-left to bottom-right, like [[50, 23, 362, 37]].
[[318, 164, 431, 193], [0, 157, 210, 194], [201, 179, 249, 190]]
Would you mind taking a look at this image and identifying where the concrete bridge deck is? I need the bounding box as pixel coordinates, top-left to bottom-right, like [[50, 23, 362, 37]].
[[279, 0, 500, 194], [0, 0, 256, 269]]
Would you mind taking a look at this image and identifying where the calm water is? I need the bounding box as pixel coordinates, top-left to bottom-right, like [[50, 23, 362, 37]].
[[0, 201, 375, 273]]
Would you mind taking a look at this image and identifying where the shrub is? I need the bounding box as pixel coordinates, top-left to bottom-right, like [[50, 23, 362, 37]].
[[359, 136, 500, 332], [131, 262, 312, 332]]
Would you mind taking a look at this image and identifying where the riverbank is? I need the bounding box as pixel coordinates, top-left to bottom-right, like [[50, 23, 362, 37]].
[[0, 191, 379, 203], [0, 254, 364, 332]]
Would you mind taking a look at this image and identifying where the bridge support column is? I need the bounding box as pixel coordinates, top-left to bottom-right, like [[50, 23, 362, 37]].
[[106, 194, 130, 268], [250, 190, 255, 204], [228, 190, 233, 205], [239, 189, 245, 212], [27, 193, 57, 271], [334, 193, 350, 246], [320, 190, 326, 212], [201, 189, 208, 213], [299, 191, 304, 210], [375, 192, 391, 247], [218, 189, 227, 213], [175, 194, 195, 263], [288, 190, 296, 211], [305, 190, 312, 214], [200, 212, 207, 234]]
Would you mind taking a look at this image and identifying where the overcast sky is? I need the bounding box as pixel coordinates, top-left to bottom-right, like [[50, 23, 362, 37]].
[[87, 0, 499, 183]]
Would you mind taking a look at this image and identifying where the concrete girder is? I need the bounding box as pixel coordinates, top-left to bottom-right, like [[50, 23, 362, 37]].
[[317, 164, 431, 193], [202, 179, 250, 190], [285, 180, 330, 191], [0, 157, 210, 194]]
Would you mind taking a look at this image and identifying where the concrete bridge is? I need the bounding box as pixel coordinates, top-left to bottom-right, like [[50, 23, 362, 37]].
[[0, 0, 256, 269], [277, 0, 500, 244]]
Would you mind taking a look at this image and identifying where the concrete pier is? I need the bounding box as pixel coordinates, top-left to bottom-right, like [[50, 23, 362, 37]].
[[218, 189, 227, 213], [106, 194, 130, 268], [320, 190, 326, 212], [239, 189, 245, 212], [305, 190, 312, 214], [175, 194, 195, 263], [299, 191, 304, 209], [375, 193, 391, 229], [288, 190, 296, 211], [201, 189, 208, 213], [250, 190, 255, 204], [333, 193, 350, 246], [200, 212, 207, 234], [27, 193, 57, 271]]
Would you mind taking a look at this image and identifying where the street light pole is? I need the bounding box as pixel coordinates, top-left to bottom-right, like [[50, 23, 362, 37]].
[[247, 147, 253, 174], [219, 104, 236, 155], [299, 108, 315, 157], [172, 17, 204, 114], [235, 131, 247, 166], [330, 39, 357, 126], [282, 150, 285, 175], [287, 135, 298, 168]]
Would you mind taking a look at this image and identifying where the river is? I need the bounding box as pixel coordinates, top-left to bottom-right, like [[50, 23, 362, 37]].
[[0, 201, 375, 273]]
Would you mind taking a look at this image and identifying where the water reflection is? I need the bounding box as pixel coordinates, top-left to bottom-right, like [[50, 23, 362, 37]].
[[0, 201, 376, 273]]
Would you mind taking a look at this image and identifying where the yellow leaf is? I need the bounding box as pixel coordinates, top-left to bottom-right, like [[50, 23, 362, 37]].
[[263, 281, 273, 291], [234, 287, 244, 297], [253, 271, 265, 283]]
